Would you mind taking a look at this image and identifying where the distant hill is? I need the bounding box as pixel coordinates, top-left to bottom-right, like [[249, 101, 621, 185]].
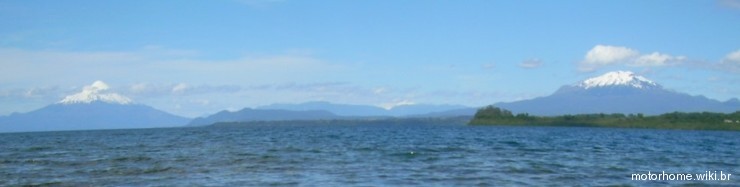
[[410, 108, 478, 118], [470, 106, 740, 131], [258, 101, 387, 116], [188, 108, 340, 126], [258, 101, 472, 117], [0, 81, 189, 132], [495, 71, 740, 116], [390, 104, 474, 116], [0, 102, 189, 132], [189, 102, 477, 126]]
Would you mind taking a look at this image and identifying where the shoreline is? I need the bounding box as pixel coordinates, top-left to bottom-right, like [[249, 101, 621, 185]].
[[469, 106, 740, 131]]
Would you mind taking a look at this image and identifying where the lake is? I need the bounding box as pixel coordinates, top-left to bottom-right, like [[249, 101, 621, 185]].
[[1, 124, 738, 186]]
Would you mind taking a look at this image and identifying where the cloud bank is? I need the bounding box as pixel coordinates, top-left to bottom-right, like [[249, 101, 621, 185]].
[[519, 58, 543, 69], [579, 45, 685, 72], [720, 49, 740, 72]]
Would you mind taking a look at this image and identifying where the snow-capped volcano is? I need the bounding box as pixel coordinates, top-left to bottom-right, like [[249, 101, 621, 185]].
[[577, 71, 659, 89], [494, 70, 739, 115], [59, 81, 132, 105], [1, 81, 189, 132]]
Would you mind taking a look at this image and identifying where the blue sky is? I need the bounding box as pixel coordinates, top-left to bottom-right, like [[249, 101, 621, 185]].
[[1, 0, 739, 117]]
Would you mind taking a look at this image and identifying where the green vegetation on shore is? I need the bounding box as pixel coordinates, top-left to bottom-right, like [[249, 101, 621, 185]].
[[469, 106, 740, 131]]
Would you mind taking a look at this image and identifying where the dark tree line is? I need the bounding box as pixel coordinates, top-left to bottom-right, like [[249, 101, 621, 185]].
[[470, 105, 740, 131]]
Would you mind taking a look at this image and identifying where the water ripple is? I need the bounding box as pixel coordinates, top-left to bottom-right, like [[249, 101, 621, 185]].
[[0, 125, 737, 186]]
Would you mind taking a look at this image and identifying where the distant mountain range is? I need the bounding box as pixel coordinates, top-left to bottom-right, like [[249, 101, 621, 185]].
[[0, 81, 189, 132], [188, 108, 340, 126], [0, 102, 189, 132], [258, 101, 470, 116], [0, 81, 476, 131], [4, 71, 736, 132], [495, 71, 740, 116], [189, 102, 476, 126]]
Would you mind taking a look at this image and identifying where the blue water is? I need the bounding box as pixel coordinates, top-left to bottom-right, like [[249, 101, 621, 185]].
[[1, 124, 738, 186]]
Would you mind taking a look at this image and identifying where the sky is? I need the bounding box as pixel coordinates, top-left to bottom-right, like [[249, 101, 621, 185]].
[[1, 0, 739, 117]]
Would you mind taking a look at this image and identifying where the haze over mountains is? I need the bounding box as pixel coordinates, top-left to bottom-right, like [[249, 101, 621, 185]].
[[495, 71, 740, 116], [1, 71, 738, 132], [188, 102, 474, 126], [0, 81, 189, 132], [188, 108, 340, 126], [0, 81, 476, 131], [258, 101, 470, 117], [191, 71, 739, 125]]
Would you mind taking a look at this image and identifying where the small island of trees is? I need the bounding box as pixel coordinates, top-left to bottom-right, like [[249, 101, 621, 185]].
[[469, 106, 740, 131]]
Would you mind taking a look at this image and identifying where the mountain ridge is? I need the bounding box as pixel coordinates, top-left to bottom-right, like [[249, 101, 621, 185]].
[[258, 101, 471, 117], [188, 108, 340, 126], [0, 81, 190, 132], [495, 71, 739, 116], [0, 102, 189, 132], [189, 102, 478, 126]]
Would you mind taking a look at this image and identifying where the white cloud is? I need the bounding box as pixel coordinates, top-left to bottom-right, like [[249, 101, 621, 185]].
[[719, 0, 740, 9], [519, 58, 543, 69], [0, 47, 342, 86], [722, 49, 740, 64], [632, 52, 685, 67], [583, 45, 639, 65], [720, 49, 740, 72], [0, 86, 62, 99], [126, 83, 242, 97], [379, 99, 415, 110], [373, 87, 387, 95], [578, 45, 684, 71], [193, 99, 211, 106], [481, 63, 495, 70], [129, 83, 150, 94], [171, 83, 189, 94], [234, 0, 285, 8]]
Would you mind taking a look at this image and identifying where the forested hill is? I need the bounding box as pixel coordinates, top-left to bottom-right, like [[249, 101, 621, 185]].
[[469, 106, 740, 131]]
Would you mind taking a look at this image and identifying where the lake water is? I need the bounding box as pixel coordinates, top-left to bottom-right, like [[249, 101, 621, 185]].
[[1, 124, 738, 186]]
